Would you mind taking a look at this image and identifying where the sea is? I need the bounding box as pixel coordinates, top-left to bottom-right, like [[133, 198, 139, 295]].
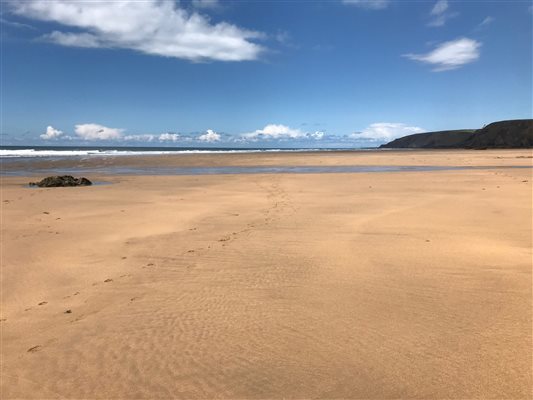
[[0, 145, 372, 158]]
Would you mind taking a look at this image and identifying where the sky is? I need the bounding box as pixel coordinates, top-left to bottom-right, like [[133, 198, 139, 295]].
[[1, 0, 531, 148]]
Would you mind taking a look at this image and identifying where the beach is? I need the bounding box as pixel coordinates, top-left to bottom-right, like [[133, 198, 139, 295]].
[[1, 149, 532, 398]]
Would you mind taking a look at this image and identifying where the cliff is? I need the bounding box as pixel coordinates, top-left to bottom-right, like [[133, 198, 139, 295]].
[[380, 120, 532, 149]]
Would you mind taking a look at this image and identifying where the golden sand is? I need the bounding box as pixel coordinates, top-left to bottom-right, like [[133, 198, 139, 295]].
[[1, 150, 531, 398]]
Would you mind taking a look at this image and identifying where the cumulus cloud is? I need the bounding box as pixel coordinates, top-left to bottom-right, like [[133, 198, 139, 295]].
[[198, 129, 221, 142], [341, 0, 390, 10], [157, 133, 179, 142], [9, 0, 264, 62], [351, 123, 425, 141], [404, 38, 481, 71], [40, 125, 63, 140], [242, 124, 307, 140], [75, 123, 124, 140], [427, 0, 457, 27], [311, 131, 325, 140]]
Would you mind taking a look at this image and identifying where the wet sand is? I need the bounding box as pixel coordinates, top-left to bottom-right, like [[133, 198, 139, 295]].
[[1, 150, 532, 398]]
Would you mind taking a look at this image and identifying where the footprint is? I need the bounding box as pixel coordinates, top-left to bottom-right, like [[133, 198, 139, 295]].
[[27, 345, 42, 353]]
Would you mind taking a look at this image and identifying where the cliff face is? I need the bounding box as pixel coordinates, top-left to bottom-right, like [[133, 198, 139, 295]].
[[380, 120, 532, 149], [462, 120, 533, 148]]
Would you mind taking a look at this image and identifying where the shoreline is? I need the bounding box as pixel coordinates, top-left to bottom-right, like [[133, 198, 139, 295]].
[[1, 149, 532, 177]]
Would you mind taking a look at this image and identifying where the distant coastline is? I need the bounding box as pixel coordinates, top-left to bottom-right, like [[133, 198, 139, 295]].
[[381, 119, 533, 149]]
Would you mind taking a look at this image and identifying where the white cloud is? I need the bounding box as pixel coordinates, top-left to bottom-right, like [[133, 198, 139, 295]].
[[404, 38, 481, 71], [123, 134, 156, 142], [0, 17, 35, 30], [241, 124, 326, 142], [75, 123, 124, 140], [430, 0, 448, 16], [198, 129, 221, 142], [10, 0, 264, 62], [159, 132, 180, 142], [351, 123, 425, 141], [311, 131, 325, 140], [427, 0, 457, 27], [242, 124, 307, 140], [341, 0, 390, 10], [40, 125, 63, 140], [45, 31, 102, 48], [479, 16, 495, 27]]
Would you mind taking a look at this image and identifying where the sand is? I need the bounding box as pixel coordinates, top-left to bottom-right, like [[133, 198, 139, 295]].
[[1, 149, 532, 399]]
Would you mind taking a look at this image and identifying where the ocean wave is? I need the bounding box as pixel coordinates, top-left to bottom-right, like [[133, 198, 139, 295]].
[[0, 148, 329, 158]]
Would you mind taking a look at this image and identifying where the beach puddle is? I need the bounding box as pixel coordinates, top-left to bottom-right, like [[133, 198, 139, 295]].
[[5, 164, 533, 177]]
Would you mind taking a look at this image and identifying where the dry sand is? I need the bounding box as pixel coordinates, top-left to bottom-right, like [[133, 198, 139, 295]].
[[1, 149, 532, 399]]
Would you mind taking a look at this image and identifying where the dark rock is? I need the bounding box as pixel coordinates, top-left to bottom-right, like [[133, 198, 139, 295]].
[[380, 119, 533, 149], [29, 175, 92, 187]]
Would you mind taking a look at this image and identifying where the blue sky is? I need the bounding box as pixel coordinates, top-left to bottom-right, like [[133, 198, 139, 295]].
[[1, 0, 531, 147]]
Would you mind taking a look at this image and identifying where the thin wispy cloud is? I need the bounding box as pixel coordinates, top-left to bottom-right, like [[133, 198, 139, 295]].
[[479, 16, 495, 28], [404, 38, 481, 71], [480, 16, 495, 26], [40, 126, 63, 140], [341, 0, 390, 10], [427, 0, 458, 27], [123, 134, 156, 142], [350, 123, 425, 141], [0, 16, 35, 30], [9, 0, 265, 62], [431, 0, 448, 16]]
